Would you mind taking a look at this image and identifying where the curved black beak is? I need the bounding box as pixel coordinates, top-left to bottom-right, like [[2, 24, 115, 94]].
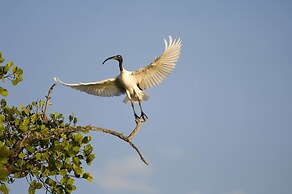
[[101, 55, 123, 71], [102, 56, 118, 65]]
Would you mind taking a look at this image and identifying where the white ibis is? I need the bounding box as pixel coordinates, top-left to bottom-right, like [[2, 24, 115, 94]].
[[54, 36, 181, 121]]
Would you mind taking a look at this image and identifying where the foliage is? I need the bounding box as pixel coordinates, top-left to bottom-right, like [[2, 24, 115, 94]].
[[0, 52, 94, 194], [0, 51, 23, 97]]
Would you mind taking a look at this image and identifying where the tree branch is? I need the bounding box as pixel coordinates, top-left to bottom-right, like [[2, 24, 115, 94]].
[[43, 83, 148, 164], [127, 119, 142, 141], [7, 83, 149, 176], [89, 121, 148, 165], [42, 83, 56, 120]]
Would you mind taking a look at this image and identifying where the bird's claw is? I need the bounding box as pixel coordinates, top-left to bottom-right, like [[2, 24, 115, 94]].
[[134, 113, 148, 123], [140, 112, 148, 122], [134, 113, 140, 120]]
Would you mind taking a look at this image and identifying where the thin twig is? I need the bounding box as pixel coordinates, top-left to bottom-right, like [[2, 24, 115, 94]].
[[127, 118, 142, 141], [90, 123, 148, 165], [42, 83, 56, 119]]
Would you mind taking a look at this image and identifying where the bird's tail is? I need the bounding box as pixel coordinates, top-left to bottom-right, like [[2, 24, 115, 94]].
[[123, 91, 149, 104]]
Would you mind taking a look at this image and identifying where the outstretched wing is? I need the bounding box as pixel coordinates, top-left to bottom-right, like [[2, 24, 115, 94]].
[[54, 77, 125, 97], [132, 36, 182, 90]]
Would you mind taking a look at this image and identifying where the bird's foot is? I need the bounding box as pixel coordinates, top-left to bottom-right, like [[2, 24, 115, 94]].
[[134, 113, 148, 123], [134, 113, 140, 120], [140, 112, 148, 122]]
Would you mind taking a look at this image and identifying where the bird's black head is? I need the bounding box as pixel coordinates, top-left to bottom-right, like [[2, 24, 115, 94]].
[[102, 55, 123, 72], [102, 55, 123, 65]]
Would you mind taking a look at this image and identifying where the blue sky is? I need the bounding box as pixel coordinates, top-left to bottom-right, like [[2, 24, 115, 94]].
[[1, 0, 292, 194]]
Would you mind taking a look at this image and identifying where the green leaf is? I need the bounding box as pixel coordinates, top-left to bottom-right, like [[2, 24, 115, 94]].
[[32, 167, 39, 176], [54, 112, 59, 118], [73, 156, 80, 165], [7, 61, 13, 67], [17, 75, 23, 82], [0, 143, 11, 159], [30, 113, 37, 123], [67, 177, 74, 185], [11, 79, 18, 86], [87, 175, 93, 182], [74, 133, 82, 143], [0, 168, 8, 181], [73, 117, 78, 124], [35, 182, 42, 189], [69, 115, 73, 122], [64, 161, 72, 171], [73, 165, 83, 176], [23, 108, 30, 116], [38, 100, 44, 108], [82, 172, 93, 182], [82, 136, 91, 143], [19, 123, 28, 132], [5, 139, 14, 147], [13, 171, 22, 178], [23, 117, 30, 125], [59, 169, 67, 176], [28, 184, 36, 194], [0, 184, 9, 194], [60, 176, 67, 185], [0, 115, 5, 122], [3, 66, 9, 74], [71, 185, 76, 191], [18, 104, 23, 110], [0, 99, 6, 106], [56, 150, 64, 159], [25, 145, 35, 154], [55, 160, 62, 168], [32, 101, 37, 107], [83, 144, 93, 156], [35, 153, 42, 160], [86, 153, 95, 165], [18, 152, 25, 159], [45, 178, 54, 186], [0, 125, 4, 137], [72, 146, 80, 153], [40, 124, 48, 133], [12, 65, 17, 74], [0, 87, 8, 97], [15, 68, 23, 75]]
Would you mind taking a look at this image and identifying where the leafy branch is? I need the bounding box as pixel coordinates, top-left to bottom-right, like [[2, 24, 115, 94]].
[[0, 51, 147, 194], [46, 84, 147, 165], [0, 52, 23, 97], [42, 83, 147, 165]]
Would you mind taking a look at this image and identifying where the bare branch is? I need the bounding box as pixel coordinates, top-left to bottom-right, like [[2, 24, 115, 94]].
[[127, 140, 148, 165], [89, 121, 148, 165], [127, 118, 142, 141], [42, 83, 56, 119]]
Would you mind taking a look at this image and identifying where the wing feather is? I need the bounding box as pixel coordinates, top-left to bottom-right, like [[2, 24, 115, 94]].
[[54, 77, 125, 97], [132, 36, 182, 90]]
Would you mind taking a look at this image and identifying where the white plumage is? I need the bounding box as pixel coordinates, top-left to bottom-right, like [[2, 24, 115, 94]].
[[54, 36, 182, 121]]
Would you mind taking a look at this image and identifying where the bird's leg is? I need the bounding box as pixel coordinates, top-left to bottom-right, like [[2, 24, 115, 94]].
[[138, 101, 148, 121], [131, 102, 139, 120]]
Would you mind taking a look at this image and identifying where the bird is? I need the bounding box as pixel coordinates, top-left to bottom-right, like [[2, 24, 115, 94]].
[[54, 36, 182, 121]]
